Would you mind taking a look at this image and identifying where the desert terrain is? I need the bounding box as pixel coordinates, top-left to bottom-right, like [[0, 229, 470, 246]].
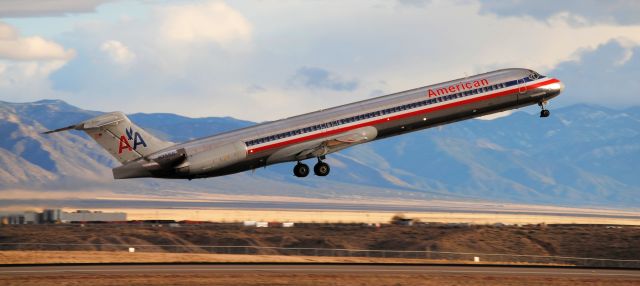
[[2, 223, 639, 261]]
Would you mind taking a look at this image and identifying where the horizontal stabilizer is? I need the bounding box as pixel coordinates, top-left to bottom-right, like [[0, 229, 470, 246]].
[[42, 125, 78, 134]]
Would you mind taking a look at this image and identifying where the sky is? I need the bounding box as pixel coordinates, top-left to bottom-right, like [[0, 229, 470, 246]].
[[0, 0, 639, 121]]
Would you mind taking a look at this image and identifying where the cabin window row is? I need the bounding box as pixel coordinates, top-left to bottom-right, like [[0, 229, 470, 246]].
[[246, 78, 523, 147]]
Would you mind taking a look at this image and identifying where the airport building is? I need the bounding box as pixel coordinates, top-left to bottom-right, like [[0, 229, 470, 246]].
[[0, 209, 127, 224], [60, 210, 126, 223]]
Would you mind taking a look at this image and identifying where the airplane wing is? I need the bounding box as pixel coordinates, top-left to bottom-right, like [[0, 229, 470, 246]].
[[267, 126, 378, 164]]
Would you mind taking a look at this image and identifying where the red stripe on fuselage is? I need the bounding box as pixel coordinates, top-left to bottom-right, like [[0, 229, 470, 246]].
[[248, 78, 560, 154]]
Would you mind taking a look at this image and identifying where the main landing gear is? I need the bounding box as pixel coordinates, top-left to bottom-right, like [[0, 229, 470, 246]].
[[539, 101, 550, 118], [314, 159, 330, 177], [293, 157, 330, 177], [293, 162, 310, 177]]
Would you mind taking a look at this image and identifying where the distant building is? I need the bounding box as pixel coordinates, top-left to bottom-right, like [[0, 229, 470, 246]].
[[60, 210, 126, 223], [1, 211, 40, 225], [42, 209, 62, 223], [0, 209, 127, 224], [22, 211, 39, 224]]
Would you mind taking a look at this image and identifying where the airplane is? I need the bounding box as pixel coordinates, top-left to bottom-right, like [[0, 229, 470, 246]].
[[45, 68, 564, 180]]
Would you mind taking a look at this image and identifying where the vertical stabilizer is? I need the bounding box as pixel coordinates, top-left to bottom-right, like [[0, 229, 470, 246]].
[[44, 112, 173, 164]]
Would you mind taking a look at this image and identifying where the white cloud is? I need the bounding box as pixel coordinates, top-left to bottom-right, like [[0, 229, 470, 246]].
[[479, 0, 640, 26], [290, 67, 359, 91], [157, 1, 252, 49], [0, 0, 111, 17], [0, 21, 73, 101], [8, 0, 640, 120], [0, 22, 75, 61], [100, 40, 135, 65], [549, 39, 640, 108]]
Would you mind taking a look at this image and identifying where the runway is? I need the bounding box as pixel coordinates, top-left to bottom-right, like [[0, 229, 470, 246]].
[[1, 264, 639, 278], [3, 199, 639, 220]]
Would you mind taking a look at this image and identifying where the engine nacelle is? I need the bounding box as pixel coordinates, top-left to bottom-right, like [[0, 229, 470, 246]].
[[177, 141, 247, 176]]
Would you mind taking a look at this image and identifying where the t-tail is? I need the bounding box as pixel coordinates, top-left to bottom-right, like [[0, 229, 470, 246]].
[[43, 112, 174, 164]]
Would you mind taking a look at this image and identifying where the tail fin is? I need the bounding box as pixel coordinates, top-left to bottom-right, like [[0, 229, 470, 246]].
[[44, 112, 173, 164]]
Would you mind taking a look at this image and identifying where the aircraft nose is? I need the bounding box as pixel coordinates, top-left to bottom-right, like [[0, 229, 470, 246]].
[[545, 79, 564, 99], [557, 80, 565, 93]]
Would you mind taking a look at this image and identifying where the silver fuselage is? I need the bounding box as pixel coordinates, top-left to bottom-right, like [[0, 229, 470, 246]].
[[113, 68, 564, 179]]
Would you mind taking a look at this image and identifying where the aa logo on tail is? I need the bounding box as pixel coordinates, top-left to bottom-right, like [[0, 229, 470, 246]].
[[118, 127, 147, 154]]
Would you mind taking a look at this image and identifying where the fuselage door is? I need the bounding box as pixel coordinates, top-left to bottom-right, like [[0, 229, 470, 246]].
[[517, 78, 526, 94]]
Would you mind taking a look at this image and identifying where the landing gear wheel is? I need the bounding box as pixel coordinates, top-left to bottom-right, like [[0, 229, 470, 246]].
[[314, 161, 330, 177], [540, 109, 550, 118], [538, 101, 550, 118], [293, 163, 309, 177]]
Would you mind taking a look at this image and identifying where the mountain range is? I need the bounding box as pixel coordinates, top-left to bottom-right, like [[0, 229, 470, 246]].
[[0, 99, 638, 208]]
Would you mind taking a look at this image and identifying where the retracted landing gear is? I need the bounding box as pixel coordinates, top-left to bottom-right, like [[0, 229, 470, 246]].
[[539, 101, 550, 118], [293, 162, 309, 177], [313, 157, 330, 177]]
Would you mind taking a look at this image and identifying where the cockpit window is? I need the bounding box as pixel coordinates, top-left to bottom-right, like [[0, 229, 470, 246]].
[[528, 71, 541, 80]]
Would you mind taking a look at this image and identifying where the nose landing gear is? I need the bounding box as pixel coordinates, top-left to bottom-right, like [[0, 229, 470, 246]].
[[539, 101, 550, 118]]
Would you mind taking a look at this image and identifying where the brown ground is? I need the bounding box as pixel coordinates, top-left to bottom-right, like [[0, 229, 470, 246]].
[[2, 273, 639, 286], [1, 223, 639, 261], [2, 224, 640, 285], [0, 251, 460, 264]]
